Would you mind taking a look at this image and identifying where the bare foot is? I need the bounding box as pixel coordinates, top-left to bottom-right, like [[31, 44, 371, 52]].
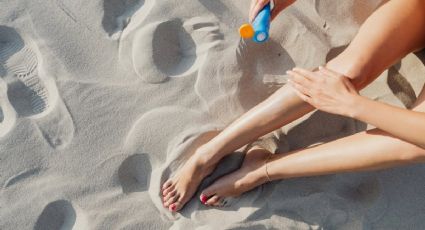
[[199, 146, 271, 207], [161, 148, 218, 212]]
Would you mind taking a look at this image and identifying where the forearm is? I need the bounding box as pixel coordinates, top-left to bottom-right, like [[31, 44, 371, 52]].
[[349, 96, 425, 148], [268, 129, 425, 180], [203, 85, 313, 161]]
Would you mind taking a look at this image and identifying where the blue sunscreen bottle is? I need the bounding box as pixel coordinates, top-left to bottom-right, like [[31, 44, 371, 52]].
[[239, 3, 271, 43]]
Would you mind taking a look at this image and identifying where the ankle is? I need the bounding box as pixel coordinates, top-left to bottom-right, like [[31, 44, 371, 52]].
[[193, 144, 220, 166], [254, 164, 271, 185]]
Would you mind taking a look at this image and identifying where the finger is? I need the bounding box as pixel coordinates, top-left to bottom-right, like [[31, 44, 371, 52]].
[[319, 66, 344, 79], [292, 68, 321, 81], [289, 81, 313, 104], [287, 70, 314, 88], [293, 86, 312, 103], [288, 79, 311, 97], [250, 0, 270, 23], [249, 0, 257, 19]]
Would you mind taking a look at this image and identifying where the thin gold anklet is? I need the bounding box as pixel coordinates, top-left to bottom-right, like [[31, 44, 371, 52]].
[[265, 153, 272, 182]]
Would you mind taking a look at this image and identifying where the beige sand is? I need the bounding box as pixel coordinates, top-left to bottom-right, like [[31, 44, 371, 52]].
[[1, 0, 425, 229]]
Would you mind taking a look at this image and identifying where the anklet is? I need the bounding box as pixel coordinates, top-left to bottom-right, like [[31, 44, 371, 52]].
[[265, 153, 272, 182]]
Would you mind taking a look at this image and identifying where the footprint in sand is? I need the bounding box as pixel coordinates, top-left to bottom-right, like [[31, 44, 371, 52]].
[[34, 200, 87, 230], [118, 153, 152, 194], [101, 0, 145, 38], [3, 167, 41, 188], [124, 106, 222, 214], [121, 16, 223, 83], [0, 77, 16, 138], [0, 25, 74, 149]]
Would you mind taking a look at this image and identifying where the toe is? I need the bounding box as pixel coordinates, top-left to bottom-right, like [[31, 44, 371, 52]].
[[199, 193, 209, 204], [200, 187, 216, 204], [163, 190, 177, 203], [170, 200, 184, 212], [164, 194, 180, 208], [205, 195, 221, 206], [162, 180, 172, 190], [169, 202, 179, 212], [162, 184, 175, 196], [170, 192, 192, 212]]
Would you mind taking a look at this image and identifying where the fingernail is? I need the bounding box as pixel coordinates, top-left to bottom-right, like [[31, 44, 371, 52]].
[[200, 194, 208, 203], [318, 66, 323, 70]]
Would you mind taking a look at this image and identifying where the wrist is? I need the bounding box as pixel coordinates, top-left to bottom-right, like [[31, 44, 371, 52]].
[[344, 94, 365, 119]]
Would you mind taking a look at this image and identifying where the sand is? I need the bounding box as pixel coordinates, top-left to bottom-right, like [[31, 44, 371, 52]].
[[1, 0, 425, 229]]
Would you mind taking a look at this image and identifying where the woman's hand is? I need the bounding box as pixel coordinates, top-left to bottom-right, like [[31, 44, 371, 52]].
[[287, 67, 360, 117], [249, 0, 296, 23]]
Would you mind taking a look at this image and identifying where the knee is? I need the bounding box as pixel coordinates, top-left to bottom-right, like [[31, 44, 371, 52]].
[[344, 56, 375, 89]]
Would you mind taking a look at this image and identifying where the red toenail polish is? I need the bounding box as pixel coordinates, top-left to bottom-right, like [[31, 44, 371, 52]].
[[200, 194, 208, 203], [170, 204, 176, 211]]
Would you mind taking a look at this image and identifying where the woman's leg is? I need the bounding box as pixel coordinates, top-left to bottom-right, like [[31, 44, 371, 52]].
[[200, 90, 425, 206], [162, 0, 425, 212], [201, 0, 425, 164], [327, 0, 425, 88], [201, 128, 425, 206]]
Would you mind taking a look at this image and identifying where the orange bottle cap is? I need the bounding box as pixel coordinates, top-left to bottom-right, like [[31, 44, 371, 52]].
[[239, 24, 254, 39]]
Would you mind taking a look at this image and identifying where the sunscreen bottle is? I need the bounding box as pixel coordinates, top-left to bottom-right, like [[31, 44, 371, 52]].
[[239, 3, 271, 43]]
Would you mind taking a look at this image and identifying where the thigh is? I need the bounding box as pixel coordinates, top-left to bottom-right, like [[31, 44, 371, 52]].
[[344, 0, 425, 88]]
